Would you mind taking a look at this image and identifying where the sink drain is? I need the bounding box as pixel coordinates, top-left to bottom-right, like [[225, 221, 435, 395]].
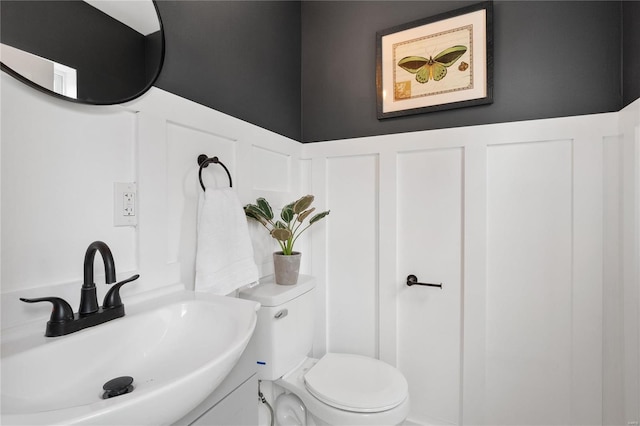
[[102, 376, 134, 399]]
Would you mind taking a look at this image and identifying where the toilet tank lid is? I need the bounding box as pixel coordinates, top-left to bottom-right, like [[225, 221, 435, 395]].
[[239, 274, 315, 307]]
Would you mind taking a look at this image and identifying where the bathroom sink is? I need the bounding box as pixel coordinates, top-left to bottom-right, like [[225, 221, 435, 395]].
[[1, 290, 259, 425]]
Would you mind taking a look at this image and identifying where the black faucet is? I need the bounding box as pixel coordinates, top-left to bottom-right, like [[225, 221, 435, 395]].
[[20, 241, 139, 337], [80, 241, 116, 315]]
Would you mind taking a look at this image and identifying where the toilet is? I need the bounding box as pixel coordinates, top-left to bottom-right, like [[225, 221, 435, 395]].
[[239, 275, 409, 426]]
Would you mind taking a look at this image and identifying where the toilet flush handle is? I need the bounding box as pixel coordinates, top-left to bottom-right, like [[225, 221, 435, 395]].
[[274, 309, 288, 319]]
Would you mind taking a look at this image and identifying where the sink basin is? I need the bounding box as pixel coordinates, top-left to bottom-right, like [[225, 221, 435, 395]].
[[1, 290, 259, 425]]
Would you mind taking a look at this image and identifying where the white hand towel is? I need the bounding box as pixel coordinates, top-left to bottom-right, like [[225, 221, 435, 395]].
[[195, 188, 259, 295]]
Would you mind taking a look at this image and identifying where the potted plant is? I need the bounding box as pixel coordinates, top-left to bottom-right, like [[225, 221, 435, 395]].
[[244, 195, 329, 285]]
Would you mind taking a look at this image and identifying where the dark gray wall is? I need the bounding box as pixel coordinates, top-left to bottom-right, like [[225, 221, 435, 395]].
[[301, 1, 624, 142], [623, 0, 640, 107], [154, 1, 302, 141], [5, 1, 634, 141]]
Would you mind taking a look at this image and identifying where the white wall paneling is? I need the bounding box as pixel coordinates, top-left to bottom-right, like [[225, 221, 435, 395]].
[[128, 87, 304, 288], [0, 76, 137, 294], [603, 135, 625, 426], [397, 147, 463, 425], [571, 134, 605, 425], [485, 140, 575, 425], [635, 117, 640, 426], [251, 145, 291, 193], [135, 110, 175, 293], [248, 144, 301, 276], [3, 66, 638, 425], [299, 158, 314, 276], [302, 110, 635, 425], [165, 122, 236, 289], [378, 150, 400, 366], [1, 75, 302, 327], [309, 155, 329, 358], [636, 114, 640, 426], [326, 154, 379, 358], [460, 141, 488, 425], [0, 74, 137, 328], [619, 100, 640, 425]]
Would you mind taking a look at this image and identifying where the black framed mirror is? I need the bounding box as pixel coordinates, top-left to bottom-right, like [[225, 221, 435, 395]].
[[0, 0, 164, 105]]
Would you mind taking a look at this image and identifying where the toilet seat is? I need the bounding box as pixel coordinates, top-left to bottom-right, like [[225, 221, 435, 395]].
[[303, 353, 408, 413]]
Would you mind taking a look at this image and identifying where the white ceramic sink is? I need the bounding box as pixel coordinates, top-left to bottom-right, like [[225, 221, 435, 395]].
[[1, 290, 259, 425]]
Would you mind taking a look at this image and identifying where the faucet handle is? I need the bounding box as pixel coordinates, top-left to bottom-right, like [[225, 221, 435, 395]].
[[103, 274, 139, 309], [20, 297, 75, 323]]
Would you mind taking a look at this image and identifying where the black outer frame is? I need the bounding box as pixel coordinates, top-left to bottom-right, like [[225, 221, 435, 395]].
[[376, 1, 493, 120], [0, 0, 165, 106]]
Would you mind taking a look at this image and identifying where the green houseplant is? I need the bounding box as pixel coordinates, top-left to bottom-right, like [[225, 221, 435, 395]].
[[244, 195, 329, 284]]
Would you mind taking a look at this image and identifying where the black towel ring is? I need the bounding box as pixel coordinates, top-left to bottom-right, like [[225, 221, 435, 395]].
[[197, 154, 233, 191]]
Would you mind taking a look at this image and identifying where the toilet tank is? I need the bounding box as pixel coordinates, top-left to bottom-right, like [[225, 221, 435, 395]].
[[239, 275, 315, 380]]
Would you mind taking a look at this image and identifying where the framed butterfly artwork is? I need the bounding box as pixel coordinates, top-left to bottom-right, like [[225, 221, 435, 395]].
[[376, 1, 493, 119]]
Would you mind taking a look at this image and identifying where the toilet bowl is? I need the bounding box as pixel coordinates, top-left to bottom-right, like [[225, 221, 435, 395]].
[[277, 356, 409, 425], [239, 275, 410, 426]]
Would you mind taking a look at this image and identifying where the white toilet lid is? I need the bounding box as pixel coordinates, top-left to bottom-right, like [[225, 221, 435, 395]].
[[303, 353, 408, 413]]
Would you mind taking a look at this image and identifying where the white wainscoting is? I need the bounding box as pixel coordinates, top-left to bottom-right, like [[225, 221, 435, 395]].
[[485, 139, 578, 426], [2, 69, 638, 425], [618, 100, 640, 426], [1, 74, 303, 327], [1, 74, 139, 328], [165, 122, 236, 289], [397, 147, 463, 425], [1, 75, 137, 295], [127, 87, 305, 289], [603, 134, 626, 426], [302, 109, 638, 425], [326, 154, 380, 358]]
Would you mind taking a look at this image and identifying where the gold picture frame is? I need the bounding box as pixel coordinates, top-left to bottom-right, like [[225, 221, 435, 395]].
[[376, 1, 493, 119]]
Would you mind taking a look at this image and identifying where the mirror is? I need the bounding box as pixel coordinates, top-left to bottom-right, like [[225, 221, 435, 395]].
[[0, 0, 164, 105]]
